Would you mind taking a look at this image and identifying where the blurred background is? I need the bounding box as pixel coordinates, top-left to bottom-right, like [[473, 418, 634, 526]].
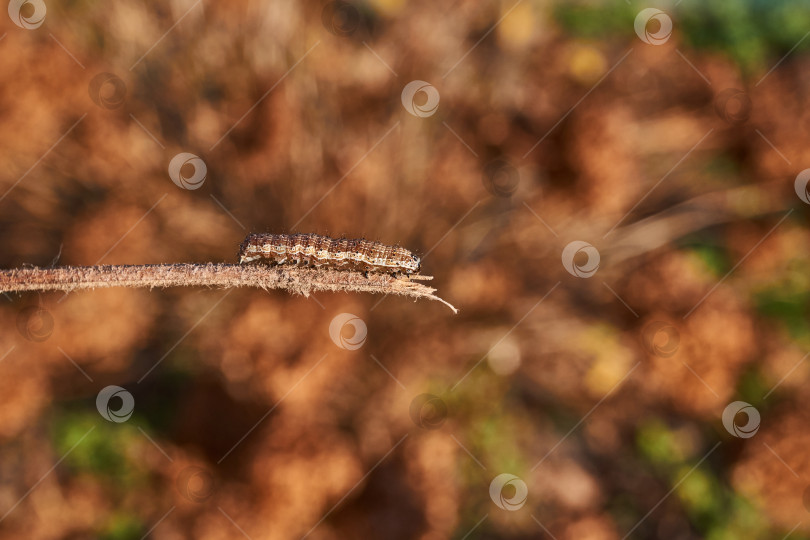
[[1, 0, 810, 538]]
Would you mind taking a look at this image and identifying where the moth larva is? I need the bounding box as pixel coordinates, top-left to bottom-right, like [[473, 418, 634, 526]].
[[238, 233, 421, 275]]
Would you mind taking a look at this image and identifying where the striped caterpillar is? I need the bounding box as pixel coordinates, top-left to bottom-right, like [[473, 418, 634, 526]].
[[238, 233, 421, 275]]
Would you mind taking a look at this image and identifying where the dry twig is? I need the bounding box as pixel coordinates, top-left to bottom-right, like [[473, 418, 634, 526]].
[[0, 263, 458, 313]]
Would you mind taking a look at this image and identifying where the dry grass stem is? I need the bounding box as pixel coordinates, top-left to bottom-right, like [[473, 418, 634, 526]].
[[0, 263, 458, 313]]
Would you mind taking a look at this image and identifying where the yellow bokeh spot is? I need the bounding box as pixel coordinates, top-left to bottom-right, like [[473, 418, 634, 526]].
[[497, 1, 535, 50], [581, 325, 634, 396], [568, 44, 608, 85], [367, 0, 406, 16]]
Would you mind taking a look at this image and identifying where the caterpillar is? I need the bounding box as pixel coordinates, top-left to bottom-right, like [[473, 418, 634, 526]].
[[238, 233, 421, 275]]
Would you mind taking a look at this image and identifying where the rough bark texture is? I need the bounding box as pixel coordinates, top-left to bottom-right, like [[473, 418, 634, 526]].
[[0, 264, 458, 313]]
